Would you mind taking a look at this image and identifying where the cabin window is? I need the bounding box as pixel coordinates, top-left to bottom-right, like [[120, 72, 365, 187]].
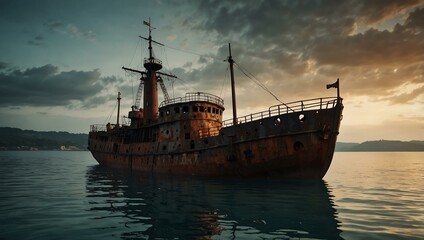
[[192, 106, 198, 112], [160, 111, 164, 117], [219, 110, 222, 115], [183, 106, 189, 114], [212, 108, 216, 114], [190, 140, 195, 149], [166, 110, 170, 115], [207, 107, 211, 113], [185, 133, 190, 139], [174, 107, 180, 114], [199, 106, 205, 112]]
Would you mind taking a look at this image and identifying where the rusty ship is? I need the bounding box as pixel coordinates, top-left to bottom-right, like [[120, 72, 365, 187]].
[[88, 21, 344, 179]]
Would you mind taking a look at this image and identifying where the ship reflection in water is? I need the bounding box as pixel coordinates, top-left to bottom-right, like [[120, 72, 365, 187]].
[[86, 165, 343, 239]]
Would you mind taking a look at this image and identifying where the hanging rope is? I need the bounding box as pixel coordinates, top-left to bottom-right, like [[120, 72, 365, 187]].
[[234, 62, 284, 104], [234, 62, 294, 111], [219, 66, 229, 102], [127, 38, 140, 67], [162, 44, 222, 61], [102, 100, 118, 125], [175, 76, 200, 92]]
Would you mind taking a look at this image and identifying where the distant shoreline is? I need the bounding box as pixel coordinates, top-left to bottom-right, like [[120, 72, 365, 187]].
[[335, 140, 424, 152], [0, 127, 87, 151]]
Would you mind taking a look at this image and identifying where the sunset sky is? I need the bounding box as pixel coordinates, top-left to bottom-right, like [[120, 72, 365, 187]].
[[1, 0, 423, 142]]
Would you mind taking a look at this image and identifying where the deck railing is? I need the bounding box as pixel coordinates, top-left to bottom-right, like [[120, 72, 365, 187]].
[[160, 92, 224, 107], [144, 58, 162, 66], [90, 123, 125, 132], [90, 124, 107, 132], [222, 97, 340, 127]]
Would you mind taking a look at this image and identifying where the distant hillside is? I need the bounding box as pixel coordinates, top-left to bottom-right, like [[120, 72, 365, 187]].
[[335, 142, 359, 151], [0, 127, 88, 150], [336, 140, 424, 152]]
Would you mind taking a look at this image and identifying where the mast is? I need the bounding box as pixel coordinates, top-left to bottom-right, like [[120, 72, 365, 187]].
[[228, 43, 237, 125], [141, 18, 162, 123], [122, 19, 177, 124], [116, 92, 121, 127]]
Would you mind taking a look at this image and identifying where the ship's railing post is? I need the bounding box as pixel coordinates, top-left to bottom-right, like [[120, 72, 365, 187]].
[[301, 101, 304, 111], [320, 98, 323, 110]]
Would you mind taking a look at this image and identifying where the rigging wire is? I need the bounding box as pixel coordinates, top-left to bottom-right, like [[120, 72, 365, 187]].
[[125, 38, 142, 105], [219, 66, 229, 100], [127, 38, 141, 67], [129, 37, 287, 109], [102, 100, 118, 126], [234, 61, 286, 105], [161, 47, 176, 98], [175, 76, 200, 92], [163, 44, 222, 61], [126, 71, 134, 106]]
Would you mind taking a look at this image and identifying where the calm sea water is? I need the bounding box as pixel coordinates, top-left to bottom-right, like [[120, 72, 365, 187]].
[[0, 151, 422, 240]]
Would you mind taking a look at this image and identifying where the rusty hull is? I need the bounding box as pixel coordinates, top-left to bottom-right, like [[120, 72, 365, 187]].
[[88, 99, 343, 179]]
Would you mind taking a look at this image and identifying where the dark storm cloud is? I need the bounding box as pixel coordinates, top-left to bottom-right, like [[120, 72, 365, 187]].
[[0, 64, 103, 107], [28, 35, 44, 46], [175, 0, 424, 104], [0, 62, 10, 70], [312, 7, 424, 66], [357, 0, 421, 25]]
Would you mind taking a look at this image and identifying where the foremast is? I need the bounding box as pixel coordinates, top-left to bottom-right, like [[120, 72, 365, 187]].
[[122, 19, 176, 124]]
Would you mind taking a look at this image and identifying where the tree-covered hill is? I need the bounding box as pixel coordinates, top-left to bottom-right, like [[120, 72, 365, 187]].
[[0, 127, 88, 150], [336, 140, 424, 152]]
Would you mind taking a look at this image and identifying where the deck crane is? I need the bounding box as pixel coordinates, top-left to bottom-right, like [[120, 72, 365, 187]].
[[157, 75, 170, 102]]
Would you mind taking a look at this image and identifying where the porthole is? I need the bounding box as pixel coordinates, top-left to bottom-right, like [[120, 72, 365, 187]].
[[294, 141, 304, 151], [299, 114, 305, 122], [274, 118, 281, 126]]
